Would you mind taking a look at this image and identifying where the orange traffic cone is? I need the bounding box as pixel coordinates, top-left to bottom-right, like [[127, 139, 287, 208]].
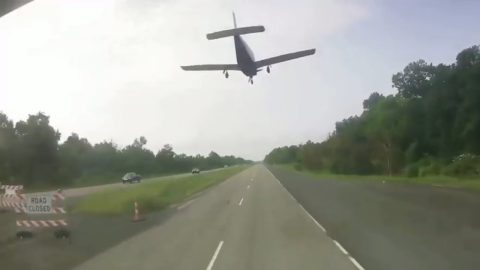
[[132, 201, 145, 222]]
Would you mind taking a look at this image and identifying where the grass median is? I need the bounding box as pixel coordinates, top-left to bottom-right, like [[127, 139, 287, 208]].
[[279, 164, 480, 191], [74, 166, 248, 215]]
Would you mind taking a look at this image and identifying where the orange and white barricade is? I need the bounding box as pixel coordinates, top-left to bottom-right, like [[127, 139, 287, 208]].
[[15, 190, 70, 239], [0, 185, 24, 212]]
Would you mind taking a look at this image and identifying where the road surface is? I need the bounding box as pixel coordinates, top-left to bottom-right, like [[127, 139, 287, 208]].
[[5, 164, 477, 269], [268, 165, 480, 270], [74, 165, 359, 270]]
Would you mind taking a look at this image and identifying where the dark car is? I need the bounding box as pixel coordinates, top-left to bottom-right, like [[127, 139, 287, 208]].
[[122, 172, 141, 184], [191, 168, 200, 174]]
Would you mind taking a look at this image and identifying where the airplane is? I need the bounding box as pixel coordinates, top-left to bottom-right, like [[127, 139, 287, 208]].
[[181, 13, 316, 84]]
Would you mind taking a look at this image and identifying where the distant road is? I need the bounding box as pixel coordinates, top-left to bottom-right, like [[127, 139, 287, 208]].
[[74, 165, 358, 270], [268, 166, 480, 270], [61, 168, 227, 198]]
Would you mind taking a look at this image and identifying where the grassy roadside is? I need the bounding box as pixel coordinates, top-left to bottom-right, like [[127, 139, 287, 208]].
[[25, 168, 228, 193], [278, 164, 480, 191], [73, 166, 248, 215]]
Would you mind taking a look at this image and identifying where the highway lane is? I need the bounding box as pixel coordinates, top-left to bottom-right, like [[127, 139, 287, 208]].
[[268, 165, 480, 270], [74, 165, 358, 270]]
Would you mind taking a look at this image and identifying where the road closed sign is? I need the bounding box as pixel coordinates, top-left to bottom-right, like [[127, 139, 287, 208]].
[[25, 194, 54, 214]]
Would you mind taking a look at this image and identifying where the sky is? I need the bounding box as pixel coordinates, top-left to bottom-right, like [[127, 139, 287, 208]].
[[0, 0, 479, 161]]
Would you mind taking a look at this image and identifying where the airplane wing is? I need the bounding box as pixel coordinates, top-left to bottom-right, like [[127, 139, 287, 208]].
[[181, 64, 240, 71], [255, 49, 316, 68]]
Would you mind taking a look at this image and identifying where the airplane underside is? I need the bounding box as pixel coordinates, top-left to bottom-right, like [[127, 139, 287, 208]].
[[180, 12, 315, 85]]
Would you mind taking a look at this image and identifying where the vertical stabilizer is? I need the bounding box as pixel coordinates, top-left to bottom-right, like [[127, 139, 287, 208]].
[[233, 12, 237, 28]]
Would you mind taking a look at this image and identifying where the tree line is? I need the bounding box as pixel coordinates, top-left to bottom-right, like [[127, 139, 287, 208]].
[[0, 112, 251, 188], [265, 45, 480, 177]]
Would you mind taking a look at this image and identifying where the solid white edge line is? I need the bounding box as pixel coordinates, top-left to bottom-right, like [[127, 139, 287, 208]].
[[238, 197, 244, 206], [333, 240, 349, 255], [266, 168, 327, 233], [349, 256, 366, 270], [206, 241, 224, 270], [177, 198, 196, 210], [266, 166, 366, 270], [305, 211, 326, 233]]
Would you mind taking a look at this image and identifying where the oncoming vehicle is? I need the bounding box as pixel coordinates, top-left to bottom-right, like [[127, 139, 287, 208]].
[[191, 168, 200, 174], [122, 172, 141, 184]]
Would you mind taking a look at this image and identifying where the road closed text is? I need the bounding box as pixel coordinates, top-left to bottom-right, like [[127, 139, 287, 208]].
[[25, 194, 53, 214]]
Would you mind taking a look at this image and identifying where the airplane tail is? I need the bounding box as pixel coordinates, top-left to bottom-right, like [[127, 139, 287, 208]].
[[206, 12, 265, 40], [233, 12, 237, 28]]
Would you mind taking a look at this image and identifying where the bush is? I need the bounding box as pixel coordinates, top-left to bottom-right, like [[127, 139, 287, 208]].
[[294, 163, 303, 171], [404, 163, 419, 177], [419, 162, 442, 177], [403, 158, 440, 178], [442, 154, 480, 177]]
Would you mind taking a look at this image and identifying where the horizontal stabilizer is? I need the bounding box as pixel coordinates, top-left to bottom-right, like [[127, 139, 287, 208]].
[[206, 26, 265, 40], [181, 64, 240, 71], [255, 49, 316, 68]]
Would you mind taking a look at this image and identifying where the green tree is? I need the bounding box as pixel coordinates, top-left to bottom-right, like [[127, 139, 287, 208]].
[[266, 44, 480, 177], [392, 59, 436, 99], [122, 137, 155, 174], [0, 113, 16, 183], [156, 144, 176, 172], [58, 133, 92, 182], [13, 113, 61, 186]]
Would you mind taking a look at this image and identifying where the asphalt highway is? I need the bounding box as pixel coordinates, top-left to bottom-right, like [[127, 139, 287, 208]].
[[74, 165, 359, 270], [268, 166, 480, 270], [7, 164, 477, 270]]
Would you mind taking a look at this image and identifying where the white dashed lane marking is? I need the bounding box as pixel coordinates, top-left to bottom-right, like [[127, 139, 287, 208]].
[[206, 241, 224, 270]]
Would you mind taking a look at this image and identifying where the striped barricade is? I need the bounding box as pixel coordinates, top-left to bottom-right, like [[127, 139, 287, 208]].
[[0, 185, 25, 212], [15, 191, 70, 239], [0, 185, 24, 190], [0, 200, 26, 209], [16, 219, 68, 228]]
